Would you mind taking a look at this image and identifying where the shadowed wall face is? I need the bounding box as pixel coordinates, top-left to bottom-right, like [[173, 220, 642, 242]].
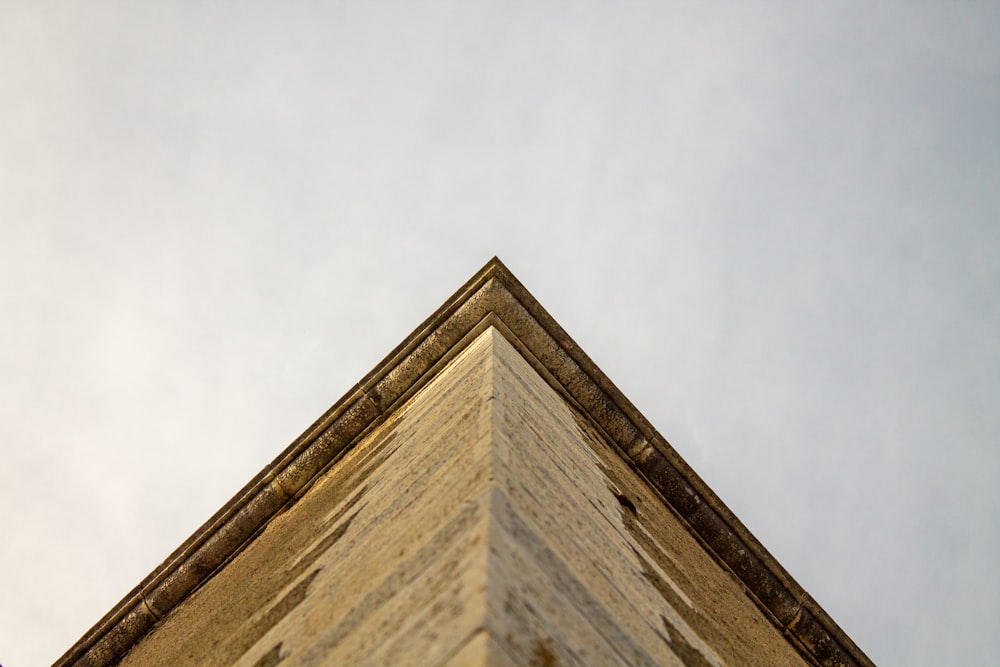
[[119, 328, 807, 666]]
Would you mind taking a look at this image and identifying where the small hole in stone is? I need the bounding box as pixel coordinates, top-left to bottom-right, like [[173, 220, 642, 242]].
[[615, 494, 637, 515]]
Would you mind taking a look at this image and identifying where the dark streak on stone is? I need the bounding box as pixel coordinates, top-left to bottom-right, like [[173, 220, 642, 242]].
[[322, 487, 367, 533], [531, 638, 558, 667], [610, 479, 695, 595], [335, 429, 398, 495], [632, 545, 730, 658], [225, 568, 321, 663], [634, 547, 687, 616], [251, 642, 284, 667], [615, 493, 637, 516], [660, 614, 714, 667], [287, 508, 360, 583]]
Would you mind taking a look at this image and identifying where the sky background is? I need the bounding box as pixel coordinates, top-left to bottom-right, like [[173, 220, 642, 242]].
[[2, 2, 998, 665]]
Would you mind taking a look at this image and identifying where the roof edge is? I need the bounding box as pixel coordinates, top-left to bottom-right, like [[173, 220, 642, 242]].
[[56, 257, 873, 667]]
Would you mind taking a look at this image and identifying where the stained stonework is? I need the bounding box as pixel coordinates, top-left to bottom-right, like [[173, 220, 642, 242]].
[[114, 329, 806, 666], [59, 259, 872, 667]]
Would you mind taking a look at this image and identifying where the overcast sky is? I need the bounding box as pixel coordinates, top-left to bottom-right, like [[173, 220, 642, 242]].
[[2, 3, 998, 665]]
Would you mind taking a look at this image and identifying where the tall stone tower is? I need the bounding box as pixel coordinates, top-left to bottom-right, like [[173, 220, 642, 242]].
[[57, 259, 873, 666]]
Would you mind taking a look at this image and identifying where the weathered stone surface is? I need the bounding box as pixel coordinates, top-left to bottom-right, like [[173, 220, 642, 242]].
[[113, 329, 810, 666], [485, 329, 806, 667], [59, 259, 871, 667]]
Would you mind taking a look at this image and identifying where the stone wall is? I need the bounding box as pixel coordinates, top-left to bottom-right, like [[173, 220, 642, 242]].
[[119, 328, 808, 666]]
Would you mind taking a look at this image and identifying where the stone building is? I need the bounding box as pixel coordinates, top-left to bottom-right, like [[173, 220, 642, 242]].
[[57, 258, 874, 666]]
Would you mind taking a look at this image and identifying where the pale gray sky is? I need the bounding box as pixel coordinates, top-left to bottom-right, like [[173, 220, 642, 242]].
[[2, 2, 998, 665]]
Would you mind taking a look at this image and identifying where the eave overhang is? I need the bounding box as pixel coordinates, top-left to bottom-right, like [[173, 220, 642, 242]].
[[56, 258, 874, 667]]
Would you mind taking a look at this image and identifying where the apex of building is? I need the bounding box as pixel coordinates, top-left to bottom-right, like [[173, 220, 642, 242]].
[[58, 258, 874, 667]]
